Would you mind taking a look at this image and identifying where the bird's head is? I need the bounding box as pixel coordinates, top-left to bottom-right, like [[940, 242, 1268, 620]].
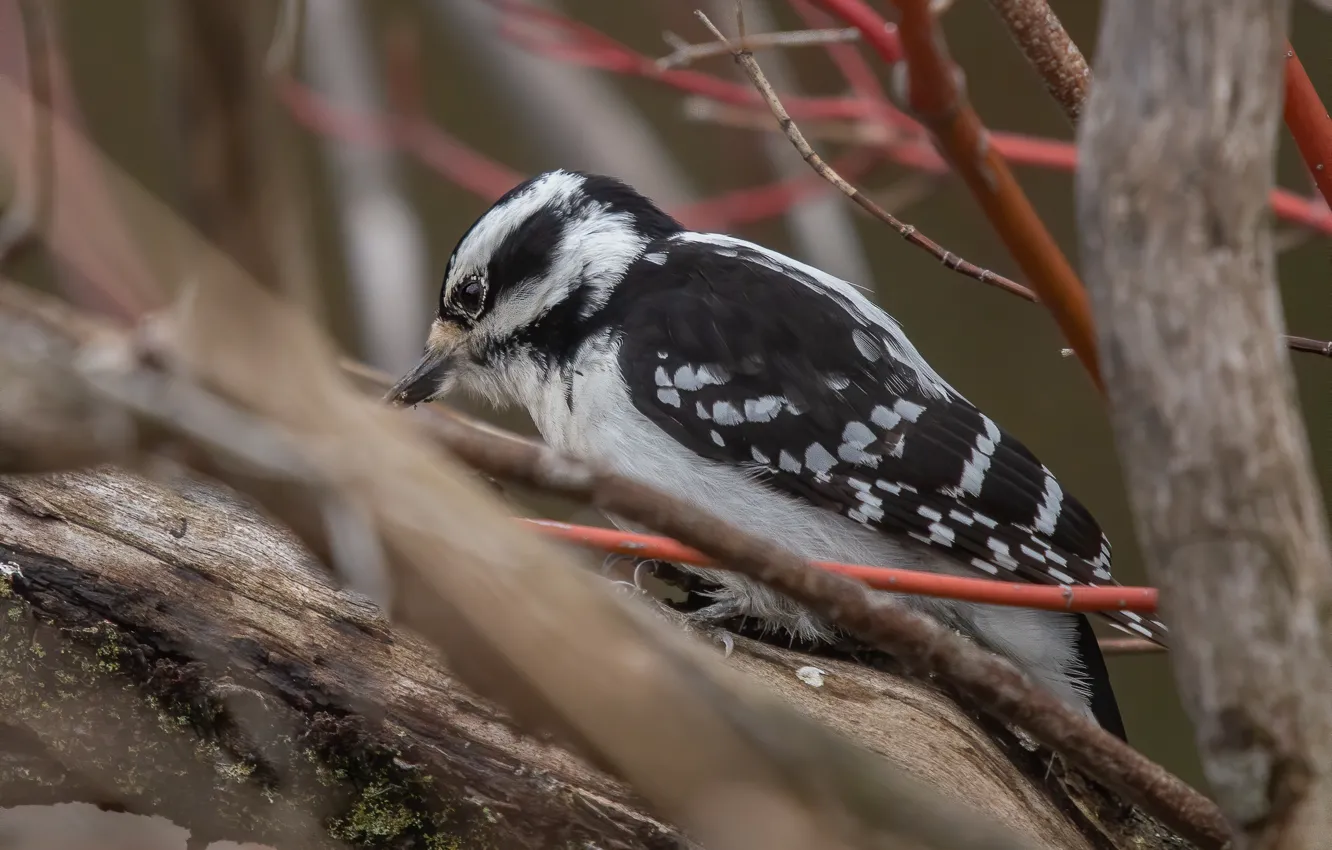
[[387, 170, 681, 407]]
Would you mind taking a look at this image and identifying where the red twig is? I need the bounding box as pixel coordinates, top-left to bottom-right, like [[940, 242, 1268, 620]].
[[817, 0, 1104, 391], [281, 45, 884, 233], [526, 518, 1159, 614], [1283, 41, 1332, 213], [488, 1, 1332, 237]]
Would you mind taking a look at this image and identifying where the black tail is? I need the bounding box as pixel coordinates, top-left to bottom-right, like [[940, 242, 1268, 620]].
[[1076, 613, 1127, 741]]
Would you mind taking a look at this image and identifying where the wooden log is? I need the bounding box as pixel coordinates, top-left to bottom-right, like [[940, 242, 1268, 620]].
[[0, 467, 1191, 849]]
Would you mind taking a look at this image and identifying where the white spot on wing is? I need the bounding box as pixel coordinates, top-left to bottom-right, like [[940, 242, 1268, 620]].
[[805, 443, 836, 474], [824, 374, 851, 391], [917, 505, 943, 521], [842, 421, 875, 447], [672, 364, 728, 391], [642, 251, 668, 265], [779, 451, 802, 473], [696, 364, 730, 386], [870, 405, 901, 430], [958, 418, 1000, 497], [987, 538, 1019, 569], [744, 396, 783, 422], [928, 523, 955, 546], [1047, 567, 1075, 584], [971, 558, 999, 575], [983, 415, 1001, 443], [856, 490, 883, 508], [710, 430, 725, 447], [751, 447, 771, 464], [838, 420, 881, 465], [959, 451, 991, 496], [654, 366, 671, 387], [712, 401, 744, 426], [673, 366, 702, 390], [893, 398, 926, 422], [1034, 471, 1064, 535], [657, 388, 681, 407], [696, 401, 710, 420]]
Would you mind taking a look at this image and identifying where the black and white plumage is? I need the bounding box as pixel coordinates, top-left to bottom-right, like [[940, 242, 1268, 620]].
[[389, 169, 1168, 738]]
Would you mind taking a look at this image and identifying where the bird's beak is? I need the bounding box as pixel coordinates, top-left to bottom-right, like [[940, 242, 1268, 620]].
[[386, 347, 451, 406], [386, 320, 463, 406]]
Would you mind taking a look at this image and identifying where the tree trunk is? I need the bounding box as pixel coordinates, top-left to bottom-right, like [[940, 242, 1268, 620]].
[[0, 467, 1188, 849], [1077, 0, 1332, 846]]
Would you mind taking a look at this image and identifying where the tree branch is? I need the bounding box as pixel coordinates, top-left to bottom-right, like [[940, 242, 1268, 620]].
[[983, 0, 1090, 125], [818, 0, 1105, 391]]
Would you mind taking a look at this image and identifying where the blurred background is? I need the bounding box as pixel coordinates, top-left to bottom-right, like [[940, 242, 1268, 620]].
[[2, 0, 1330, 798]]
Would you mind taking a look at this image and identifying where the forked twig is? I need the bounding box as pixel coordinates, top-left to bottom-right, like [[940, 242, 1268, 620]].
[[693, 10, 1037, 303]]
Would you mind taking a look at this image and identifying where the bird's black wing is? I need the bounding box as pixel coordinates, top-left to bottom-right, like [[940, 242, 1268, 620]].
[[606, 234, 1166, 647]]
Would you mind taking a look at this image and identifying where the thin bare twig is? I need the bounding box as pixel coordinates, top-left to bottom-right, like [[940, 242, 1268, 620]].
[[693, 10, 1038, 303], [1064, 334, 1332, 360], [264, 0, 304, 75], [657, 26, 860, 70]]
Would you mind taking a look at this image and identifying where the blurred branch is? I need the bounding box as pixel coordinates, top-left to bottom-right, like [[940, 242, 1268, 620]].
[[1283, 43, 1332, 212], [431, 0, 697, 205], [657, 25, 859, 70], [165, 2, 282, 289], [164, 0, 321, 320], [277, 52, 881, 234], [0, 0, 52, 269], [1077, 0, 1332, 845], [0, 0, 162, 321], [983, 0, 1089, 125], [694, 10, 1038, 302], [492, 0, 1332, 235], [300, 0, 429, 373]]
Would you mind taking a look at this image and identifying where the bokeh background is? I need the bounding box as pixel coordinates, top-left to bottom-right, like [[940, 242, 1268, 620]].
[[7, 0, 1331, 796]]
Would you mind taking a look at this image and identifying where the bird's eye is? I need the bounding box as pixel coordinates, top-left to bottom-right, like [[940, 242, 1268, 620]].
[[454, 276, 486, 317]]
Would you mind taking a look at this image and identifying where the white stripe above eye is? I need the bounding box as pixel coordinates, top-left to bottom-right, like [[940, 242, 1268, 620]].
[[446, 170, 586, 297]]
